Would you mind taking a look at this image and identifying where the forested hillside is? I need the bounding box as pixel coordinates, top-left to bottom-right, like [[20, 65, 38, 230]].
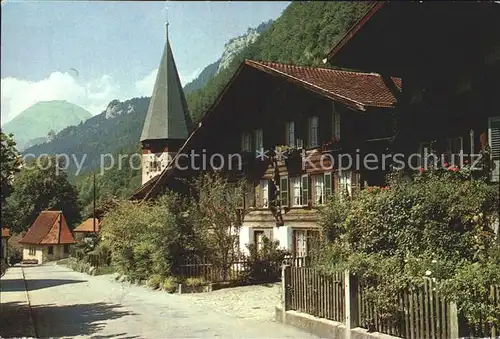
[[186, 1, 372, 122]]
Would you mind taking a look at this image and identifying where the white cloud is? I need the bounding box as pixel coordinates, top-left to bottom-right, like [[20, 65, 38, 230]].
[[1, 66, 204, 125], [134, 69, 158, 97], [1, 72, 121, 125]]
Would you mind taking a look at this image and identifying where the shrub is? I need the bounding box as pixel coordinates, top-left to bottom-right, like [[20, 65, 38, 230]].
[[185, 277, 206, 287], [244, 235, 289, 282], [317, 170, 499, 329], [100, 192, 200, 283], [147, 274, 164, 290], [163, 276, 177, 293]]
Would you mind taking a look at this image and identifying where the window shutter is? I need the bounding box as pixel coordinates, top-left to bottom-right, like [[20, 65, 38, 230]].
[[301, 175, 309, 206], [324, 172, 332, 199], [310, 175, 316, 205], [280, 176, 289, 207], [489, 116, 500, 159]]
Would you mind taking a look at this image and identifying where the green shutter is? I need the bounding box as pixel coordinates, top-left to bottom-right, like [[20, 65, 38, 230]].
[[302, 175, 309, 206], [280, 176, 289, 206], [324, 172, 332, 198]]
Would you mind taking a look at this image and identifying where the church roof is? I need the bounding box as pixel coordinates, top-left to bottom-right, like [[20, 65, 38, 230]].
[[20, 211, 75, 245], [140, 29, 192, 142]]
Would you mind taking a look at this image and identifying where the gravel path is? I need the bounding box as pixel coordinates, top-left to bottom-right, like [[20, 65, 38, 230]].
[[18, 263, 318, 338]]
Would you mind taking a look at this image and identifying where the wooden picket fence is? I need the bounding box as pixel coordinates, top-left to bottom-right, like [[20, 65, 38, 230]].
[[282, 266, 500, 339], [357, 278, 451, 338], [285, 266, 345, 323], [177, 255, 310, 283]]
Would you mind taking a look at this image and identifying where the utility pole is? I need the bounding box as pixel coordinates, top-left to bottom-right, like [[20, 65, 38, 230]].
[[93, 173, 96, 233]]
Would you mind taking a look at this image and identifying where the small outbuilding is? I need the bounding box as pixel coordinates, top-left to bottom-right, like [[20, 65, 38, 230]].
[[19, 211, 75, 264]]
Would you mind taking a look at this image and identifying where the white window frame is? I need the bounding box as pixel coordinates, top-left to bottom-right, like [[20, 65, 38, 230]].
[[332, 103, 341, 140], [290, 176, 302, 207], [313, 174, 325, 205], [286, 121, 295, 147], [241, 131, 252, 152], [309, 116, 319, 148], [260, 179, 269, 208], [293, 229, 307, 257], [254, 128, 264, 153], [29, 246, 36, 256]]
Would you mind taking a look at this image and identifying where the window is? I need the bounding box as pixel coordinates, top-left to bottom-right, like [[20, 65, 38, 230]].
[[290, 176, 302, 206], [313, 175, 324, 205], [64, 244, 70, 254], [447, 137, 463, 164], [260, 180, 269, 208], [254, 230, 265, 252], [280, 176, 289, 207], [241, 131, 252, 152], [285, 121, 295, 147], [290, 175, 309, 207], [254, 129, 263, 153], [29, 246, 36, 256], [312, 173, 333, 205], [332, 103, 341, 140], [48, 246, 54, 255], [309, 116, 319, 147]]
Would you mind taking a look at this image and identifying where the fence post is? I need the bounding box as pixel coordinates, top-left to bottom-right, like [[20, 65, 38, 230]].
[[449, 301, 459, 339], [344, 270, 359, 339], [282, 264, 291, 312]]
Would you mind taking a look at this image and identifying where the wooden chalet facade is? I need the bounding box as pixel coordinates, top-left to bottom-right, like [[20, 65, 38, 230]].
[[326, 1, 500, 180], [135, 59, 400, 256]]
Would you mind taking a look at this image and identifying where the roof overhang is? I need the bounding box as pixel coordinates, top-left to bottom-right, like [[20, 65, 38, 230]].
[[326, 1, 500, 78]]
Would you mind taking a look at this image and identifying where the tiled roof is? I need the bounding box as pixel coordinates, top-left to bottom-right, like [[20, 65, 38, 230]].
[[1, 228, 9, 238], [73, 218, 100, 233], [246, 60, 401, 110], [20, 211, 75, 245]]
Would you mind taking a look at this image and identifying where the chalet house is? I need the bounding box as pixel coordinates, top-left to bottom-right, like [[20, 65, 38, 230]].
[[73, 218, 100, 240], [19, 211, 75, 264], [1, 228, 10, 262], [326, 1, 500, 180], [133, 53, 400, 255]]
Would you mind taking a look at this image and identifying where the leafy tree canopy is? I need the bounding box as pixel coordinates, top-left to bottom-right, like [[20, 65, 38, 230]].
[[4, 155, 82, 233]]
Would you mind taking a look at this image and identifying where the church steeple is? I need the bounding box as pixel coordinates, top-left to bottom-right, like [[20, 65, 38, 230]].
[[140, 19, 192, 185]]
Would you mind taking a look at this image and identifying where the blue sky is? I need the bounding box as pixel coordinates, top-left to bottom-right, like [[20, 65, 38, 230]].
[[1, 1, 290, 124]]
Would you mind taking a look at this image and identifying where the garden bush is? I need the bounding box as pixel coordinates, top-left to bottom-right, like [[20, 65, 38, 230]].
[[163, 276, 177, 293]]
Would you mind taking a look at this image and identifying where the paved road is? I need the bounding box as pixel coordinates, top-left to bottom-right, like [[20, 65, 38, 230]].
[[3, 264, 319, 338]]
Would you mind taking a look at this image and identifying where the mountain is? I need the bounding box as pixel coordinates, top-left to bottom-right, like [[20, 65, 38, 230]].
[[2, 100, 92, 151], [183, 60, 220, 94], [23, 98, 150, 175], [182, 20, 274, 95]]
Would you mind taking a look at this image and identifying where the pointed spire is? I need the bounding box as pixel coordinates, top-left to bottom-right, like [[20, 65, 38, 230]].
[[140, 14, 192, 143]]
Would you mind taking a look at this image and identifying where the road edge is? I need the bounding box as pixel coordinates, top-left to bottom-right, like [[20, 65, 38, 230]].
[[20, 266, 38, 338]]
